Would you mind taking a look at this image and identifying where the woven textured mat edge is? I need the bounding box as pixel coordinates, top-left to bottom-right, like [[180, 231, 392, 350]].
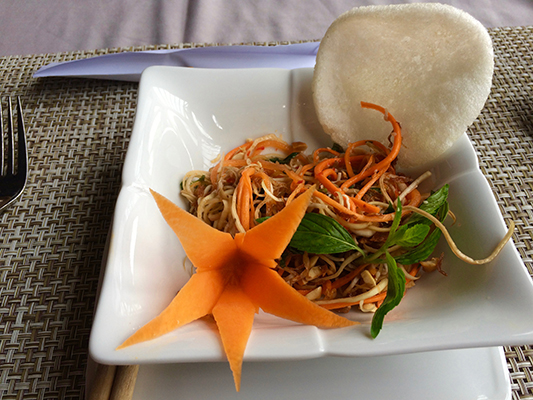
[[0, 29, 532, 399]]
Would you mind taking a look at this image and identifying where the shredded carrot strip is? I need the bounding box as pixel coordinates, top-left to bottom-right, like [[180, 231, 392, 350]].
[[298, 162, 316, 177], [254, 171, 272, 185], [341, 103, 402, 189], [314, 156, 381, 214], [314, 157, 342, 194], [348, 196, 381, 214], [368, 140, 390, 156], [342, 139, 388, 178], [249, 139, 294, 157], [257, 160, 290, 171], [319, 265, 418, 311], [286, 182, 305, 205], [344, 141, 378, 177], [282, 165, 306, 186], [254, 171, 277, 199], [405, 188, 422, 208], [313, 191, 358, 216], [348, 188, 422, 222], [313, 147, 340, 162], [354, 164, 389, 201], [329, 264, 367, 290], [319, 302, 351, 310], [295, 153, 309, 165], [345, 154, 376, 189], [319, 292, 388, 310], [210, 159, 248, 184], [316, 172, 340, 194], [314, 157, 341, 174], [359, 155, 377, 178], [321, 168, 338, 183], [313, 188, 380, 216], [225, 141, 253, 160], [364, 292, 388, 304], [406, 264, 421, 281]]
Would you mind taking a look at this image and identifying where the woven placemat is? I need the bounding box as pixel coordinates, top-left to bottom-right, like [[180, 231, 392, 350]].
[[0, 28, 532, 399]]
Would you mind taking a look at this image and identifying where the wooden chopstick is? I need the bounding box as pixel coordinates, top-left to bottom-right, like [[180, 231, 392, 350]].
[[110, 365, 140, 399], [88, 364, 139, 400], [88, 364, 116, 399]]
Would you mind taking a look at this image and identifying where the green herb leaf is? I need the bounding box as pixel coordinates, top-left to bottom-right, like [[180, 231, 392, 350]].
[[383, 201, 395, 214], [393, 224, 431, 248], [268, 152, 299, 164], [364, 198, 404, 263], [395, 228, 442, 265], [437, 200, 450, 222], [331, 142, 345, 153], [406, 184, 449, 227], [289, 213, 365, 255], [257, 213, 365, 255], [394, 188, 450, 264], [371, 251, 405, 338], [389, 198, 404, 237]]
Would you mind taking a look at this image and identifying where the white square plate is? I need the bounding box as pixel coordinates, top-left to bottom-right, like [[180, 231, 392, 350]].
[[126, 347, 510, 399], [89, 66, 533, 365]]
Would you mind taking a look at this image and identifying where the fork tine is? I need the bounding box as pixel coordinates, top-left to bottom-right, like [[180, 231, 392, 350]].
[[0, 96, 27, 213], [0, 99, 3, 176], [6, 97, 14, 176], [16, 97, 28, 176]]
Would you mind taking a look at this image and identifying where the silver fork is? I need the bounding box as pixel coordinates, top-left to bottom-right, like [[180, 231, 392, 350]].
[[0, 97, 28, 212]]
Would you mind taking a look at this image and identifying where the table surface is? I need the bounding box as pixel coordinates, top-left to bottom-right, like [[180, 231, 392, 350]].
[[0, 27, 532, 399], [2, 0, 533, 58]]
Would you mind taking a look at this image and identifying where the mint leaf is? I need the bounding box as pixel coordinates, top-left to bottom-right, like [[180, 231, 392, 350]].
[[256, 216, 270, 224], [364, 199, 404, 263], [257, 213, 365, 255], [268, 152, 299, 164], [395, 228, 442, 265], [389, 198, 403, 235], [394, 195, 449, 264], [290, 213, 365, 255], [384, 201, 395, 214], [362, 185, 449, 265], [406, 184, 449, 227], [331, 142, 344, 153], [394, 224, 431, 248], [371, 251, 405, 338]]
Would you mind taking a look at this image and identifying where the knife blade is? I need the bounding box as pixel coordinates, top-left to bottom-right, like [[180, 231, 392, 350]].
[[33, 42, 320, 82]]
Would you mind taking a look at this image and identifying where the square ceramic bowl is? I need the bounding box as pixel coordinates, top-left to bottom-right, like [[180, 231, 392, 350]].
[[89, 66, 533, 365]]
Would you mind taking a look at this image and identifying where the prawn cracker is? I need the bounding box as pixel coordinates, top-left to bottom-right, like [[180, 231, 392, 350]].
[[312, 3, 493, 168]]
